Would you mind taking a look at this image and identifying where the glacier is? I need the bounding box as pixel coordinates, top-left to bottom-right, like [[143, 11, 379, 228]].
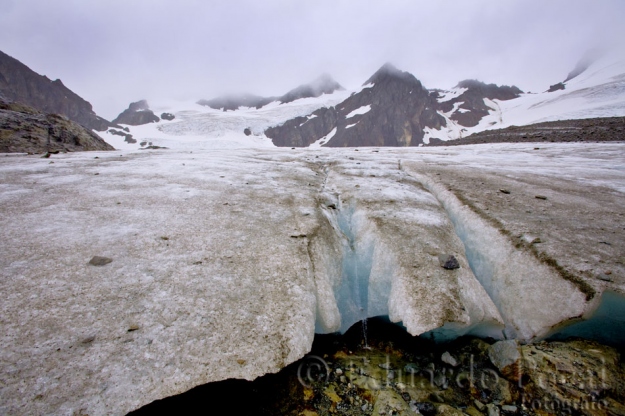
[[1, 142, 624, 414]]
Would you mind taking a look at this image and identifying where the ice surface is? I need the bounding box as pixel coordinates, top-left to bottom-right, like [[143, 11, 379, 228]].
[[97, 90, 351, 151], [1, 143, 624, 414]]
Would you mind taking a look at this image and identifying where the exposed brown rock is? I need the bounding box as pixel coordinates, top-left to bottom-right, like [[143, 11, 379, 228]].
[[0, 96, 115, 153]]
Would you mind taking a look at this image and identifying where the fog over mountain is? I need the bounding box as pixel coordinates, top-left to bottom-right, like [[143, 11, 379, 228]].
[[1, 0, 624, 120]]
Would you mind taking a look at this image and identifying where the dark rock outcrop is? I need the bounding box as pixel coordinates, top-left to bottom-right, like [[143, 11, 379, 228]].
[[0, 50, 113, 131], [438, 80, 522, 127], [547, 82, 565, 92], [112, 100, 160, 126], [197, 74, 343, 111], [108, 128, 136, 143], [265, 63, 445, 147], [0, 96, 115, 153], [427, 116, 625, 146], [160, 112, 175, 121]]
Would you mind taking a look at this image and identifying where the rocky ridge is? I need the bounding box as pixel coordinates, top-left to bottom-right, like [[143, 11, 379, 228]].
[[264, 64, 522, 147], [435, 80, 522, 127], [0, 50, 113, 131], [428, 117, 625, 146], [0, 95, 115, 153]]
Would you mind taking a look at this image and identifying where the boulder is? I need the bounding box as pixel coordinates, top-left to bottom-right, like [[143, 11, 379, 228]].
[[488, 340, 521, 381]]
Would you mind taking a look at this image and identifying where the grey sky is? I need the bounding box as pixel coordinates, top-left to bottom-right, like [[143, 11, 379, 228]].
[[1, 0, 624, 120]]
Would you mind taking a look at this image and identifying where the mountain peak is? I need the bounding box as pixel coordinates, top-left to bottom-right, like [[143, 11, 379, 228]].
[[364, 63, 419, 86]]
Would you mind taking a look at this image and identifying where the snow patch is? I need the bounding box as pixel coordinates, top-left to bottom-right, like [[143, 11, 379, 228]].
[[437, 87, 468, 103], [346, 105, 372, 119], [309, 127, 337, 148]]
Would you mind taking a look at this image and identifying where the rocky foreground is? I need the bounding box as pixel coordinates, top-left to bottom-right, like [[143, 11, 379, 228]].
[[0, 143, 623, 414], [429, 117, 625, 146], [0, 96, 115, 153], [131, 319, 625, 416]]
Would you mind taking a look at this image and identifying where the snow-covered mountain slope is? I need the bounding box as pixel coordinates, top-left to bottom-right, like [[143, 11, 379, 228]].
[[266, 63, 446, 147], [97, 89, 352, 150], [96, 53, 625, 150], [425, 53, 625, 143]]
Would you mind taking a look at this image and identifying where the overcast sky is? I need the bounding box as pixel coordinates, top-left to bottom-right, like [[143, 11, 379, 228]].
[[1, 0, 624, 120]]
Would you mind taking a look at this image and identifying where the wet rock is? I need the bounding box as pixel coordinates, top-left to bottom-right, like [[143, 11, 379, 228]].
[[433, 372, 447, 388], [474, 399, 486, 411], [88, 256, 113, 266], [441, 351, 459, 367], [437, 404, 465, 415], [415, 402, 436, 416], [323, 384, 341, 403], [518, 340, 625, 415], [465, 406, 485, 416], [486, 403, 500, 416], [488, 340, 521, 381], [372, 389, 413, 415], [438, 254, 460, 270], [404, 363, 419, 374], [491, 376, 513, 404], [501, 404, 517, 413]]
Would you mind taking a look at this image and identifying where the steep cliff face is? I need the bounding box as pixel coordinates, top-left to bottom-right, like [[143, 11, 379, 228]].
[[0, 50, 112, 131], [112, 100, 160, 126], [265, 63, 445, 147], [0, 95, 115, 153]]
